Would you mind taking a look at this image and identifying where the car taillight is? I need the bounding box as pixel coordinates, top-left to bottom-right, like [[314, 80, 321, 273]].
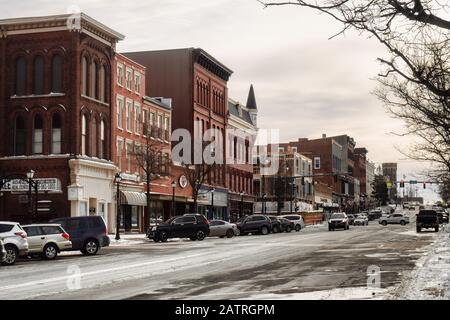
[[15, 231, 27, 239], [61, 232, 70, 240]]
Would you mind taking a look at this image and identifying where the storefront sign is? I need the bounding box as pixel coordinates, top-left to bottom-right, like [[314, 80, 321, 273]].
[[1, 178, 60, 192]]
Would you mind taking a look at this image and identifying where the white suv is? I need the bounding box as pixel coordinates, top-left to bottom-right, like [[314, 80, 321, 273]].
[[0, 222, 29, 265], [280, 215, 306, 232]]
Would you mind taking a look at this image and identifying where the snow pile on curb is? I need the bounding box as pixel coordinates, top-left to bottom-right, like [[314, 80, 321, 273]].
[[245, 287, 387, 300], [394, 225, 450, 300], [108, 234, 148, 246]]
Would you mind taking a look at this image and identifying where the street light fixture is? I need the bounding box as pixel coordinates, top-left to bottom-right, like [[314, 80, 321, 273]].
[[262, 193, 267, 215], [171, 181, 176, 218], [27, 169, 35, 223], [115, 172, 122, 241], [239, 191, 244, 218], [211, 188, 215, 220]]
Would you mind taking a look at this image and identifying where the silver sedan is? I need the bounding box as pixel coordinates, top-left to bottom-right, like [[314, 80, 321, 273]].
[[208, 220, 239, 238]]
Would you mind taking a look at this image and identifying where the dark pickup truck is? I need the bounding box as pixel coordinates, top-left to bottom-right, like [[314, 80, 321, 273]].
[[416, 210, 439, 233]]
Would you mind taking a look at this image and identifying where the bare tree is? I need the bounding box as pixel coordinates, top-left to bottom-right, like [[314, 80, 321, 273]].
[[132, 126, 168, 231], [182, 162, 217, 213], [259, 0, 450, 181]]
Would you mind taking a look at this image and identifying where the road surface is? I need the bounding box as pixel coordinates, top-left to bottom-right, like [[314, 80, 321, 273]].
[[0, 210, 437, 300]]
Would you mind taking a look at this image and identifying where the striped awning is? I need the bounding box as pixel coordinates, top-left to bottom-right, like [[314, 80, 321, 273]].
[[120, 191, 147, 206]]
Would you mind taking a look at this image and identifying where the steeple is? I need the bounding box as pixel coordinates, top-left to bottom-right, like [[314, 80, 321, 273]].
[[246, 84, 257, 110]]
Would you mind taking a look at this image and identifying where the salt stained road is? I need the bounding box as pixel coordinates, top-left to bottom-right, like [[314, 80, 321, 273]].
[[0, 212, 439, 300]]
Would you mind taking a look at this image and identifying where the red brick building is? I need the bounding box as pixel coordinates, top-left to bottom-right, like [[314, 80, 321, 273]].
[[122, 48, 233, 220], [0, 13, 124, 228]]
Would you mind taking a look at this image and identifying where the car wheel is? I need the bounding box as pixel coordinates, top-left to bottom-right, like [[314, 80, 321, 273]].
[[417, 227, 421, 233], [435, 227, 439, 232], [286, 226, 292, 233], [226, 229, 234, 238], [3, 245, 18, 266], [160, 231, 168, 242], [295, 225, 301, 232], [82, 240, 99, 256], [196, 230, 206, 241], [382, 221, 387, 226], [272, 226, 279, 233], [153, 237, 160, 243], [260, 226, 269, 235], [400, 221, 406, 226], [43, 243, 58, 260]]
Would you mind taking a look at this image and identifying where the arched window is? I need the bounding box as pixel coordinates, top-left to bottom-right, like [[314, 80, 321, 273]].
[[15, 57, 26, 96], [81, 114, 87, 155], [99, 65, 107, 102], [91, 62, 97, 99], [33, 56, 44, 95], [51, 55, 63, 93], [81, 56, 88, 96], [92, 118, 98, 157], [51, 114, 62, 154], [100, 120, 105, 159], [14, 116, 26, 155], [32, 115, 43, 154]]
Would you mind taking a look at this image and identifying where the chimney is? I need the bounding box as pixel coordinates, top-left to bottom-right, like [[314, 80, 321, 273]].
[[322, 134, 327, 139]]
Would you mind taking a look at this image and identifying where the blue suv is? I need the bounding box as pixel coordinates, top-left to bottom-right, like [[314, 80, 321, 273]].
[[49, 216, 110, 255]]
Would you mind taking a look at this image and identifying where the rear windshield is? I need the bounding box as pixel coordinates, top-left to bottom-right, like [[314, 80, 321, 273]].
[[331, 214, 345, 219], [42, 226, 63, 235], [419, 210, 437, 215]]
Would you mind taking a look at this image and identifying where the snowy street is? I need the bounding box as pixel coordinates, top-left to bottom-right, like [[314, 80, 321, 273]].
[[0, 211, 447, 300]]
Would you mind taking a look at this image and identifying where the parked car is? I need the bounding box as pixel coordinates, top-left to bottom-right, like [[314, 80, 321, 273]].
[[0, 239, 6, 264], [347, 214, 356, 225], [49, 216, 109, 255], [379, 213, 410, 226], [267, 216, 283, 233], [22, 224, 72, 260], [208, 220, 239, 238], [416, 210, 439, 232], [368, 210, 382, 221], [328, 213, 349, 231], [436, 209, 449, 224], [235, 215, 272, 235], [147, 214, 210, 242], [278, 218, 294, 233], [280, 215, 305, 232], [0, 222, 29, 265], [354, 215, 369, 226]]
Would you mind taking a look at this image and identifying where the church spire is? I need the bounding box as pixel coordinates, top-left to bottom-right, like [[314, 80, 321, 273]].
[[246, 84, 257, 110]]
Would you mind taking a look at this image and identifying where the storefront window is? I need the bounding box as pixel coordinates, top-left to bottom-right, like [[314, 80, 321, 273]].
[[79, 202, 88, 216]]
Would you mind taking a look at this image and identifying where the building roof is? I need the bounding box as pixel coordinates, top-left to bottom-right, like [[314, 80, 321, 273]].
[[143, 96, 172, 110], [0, 13, 125, 43], [246, 85, 257, 110], [227, 100, 253, 125]]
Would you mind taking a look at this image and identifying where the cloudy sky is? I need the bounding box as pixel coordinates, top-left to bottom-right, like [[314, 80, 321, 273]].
[[0, 0, 441, 202]]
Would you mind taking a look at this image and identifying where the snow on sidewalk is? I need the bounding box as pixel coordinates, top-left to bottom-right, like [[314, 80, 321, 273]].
[[108, 234, 148, 246], [392, 225, 450, 300]]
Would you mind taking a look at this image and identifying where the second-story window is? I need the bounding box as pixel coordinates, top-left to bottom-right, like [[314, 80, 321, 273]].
[[15, 57, 27, 96], [314, 157, 321, 170], [150, 112, 155, 137], [99, 65, 107, 102], [164, 116, 170, 141], [100, 120, 105, 159], [91, 62, 98, 99], [51, 114, 62, 154], [51, 55, 63, 93], [116, 95, 124, 129], [142, 109, 148, 136], [126, 100, 132, 132], [14, 116, 26, 155], [81, 114, 87, 155], [125, 68, 132, 90], [157, 114, 163, 139], [134, 103, 140, 134], [32, 115, 43, 154], [33, 56, 44, 95], [134, 72, 141, 94], [81, 56, 88, 96]]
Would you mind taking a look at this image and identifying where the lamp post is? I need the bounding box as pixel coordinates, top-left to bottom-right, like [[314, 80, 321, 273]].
[[262, 193, 267, 215], [171, 181, 176, 218], [115, 172, 122, 241], [26, 170, 35, 223], [210, 188, 215, 220], [239, 191, 244, 218], [290, 179, 294, 214]]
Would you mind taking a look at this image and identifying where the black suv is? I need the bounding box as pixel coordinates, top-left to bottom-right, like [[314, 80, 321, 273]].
[[235, 215, 272, 235], [49, 216, 110, 255], [147, 214, 210, 242]]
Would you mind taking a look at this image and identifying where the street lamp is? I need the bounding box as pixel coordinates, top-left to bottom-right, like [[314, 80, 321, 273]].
[[210, 188, 215, 220], [171, 181, 176, 218], [115, 172, 122, 241], [239, 191, 244, 218], [27, 170, 35, 223], [262, 193, 267, 215]]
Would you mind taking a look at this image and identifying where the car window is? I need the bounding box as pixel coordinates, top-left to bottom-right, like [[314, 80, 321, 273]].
[[88, 217, 104, 228], [211, 221, 225, 226], [41, 226, 63, 235], [331, 214, 345, 219], [287, 216, 299, 220], [173, 216, 196, 224], [0, 224, 14, 233], [64, 218, 88, 231], [23, 226, 43, 237]]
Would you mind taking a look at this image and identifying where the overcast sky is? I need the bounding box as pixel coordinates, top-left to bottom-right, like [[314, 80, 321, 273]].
[[0, 0, 441, 202]]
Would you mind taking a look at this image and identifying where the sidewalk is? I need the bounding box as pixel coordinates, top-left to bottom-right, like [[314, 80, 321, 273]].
[[390, 224, 450, 299], [108, 233, 148, 246]]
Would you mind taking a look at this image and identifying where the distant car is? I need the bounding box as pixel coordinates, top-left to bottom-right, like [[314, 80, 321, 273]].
[[280, 215, 305, 232], [235, 215, 272, 236], [436, 209, 449, 224], [49, 216, 109, 255], [208, 220, 239, 238], [0, 222, 29, 265], [328, 213, 349, 231], [379, 213, 410, 226], [278, 218, 294, 233], [354, 215, 369, 226], [147, 214, 210, 242], [347, 214, 356, 225], [368, 210, 382, 221], [416, 210, 439, 232], [22, 224, 72, 260], [0, 239, 6, 264]]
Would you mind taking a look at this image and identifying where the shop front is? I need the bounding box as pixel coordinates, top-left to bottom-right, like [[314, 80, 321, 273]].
[[197, 186, 229, 221], [229, 193, 254, 222]]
